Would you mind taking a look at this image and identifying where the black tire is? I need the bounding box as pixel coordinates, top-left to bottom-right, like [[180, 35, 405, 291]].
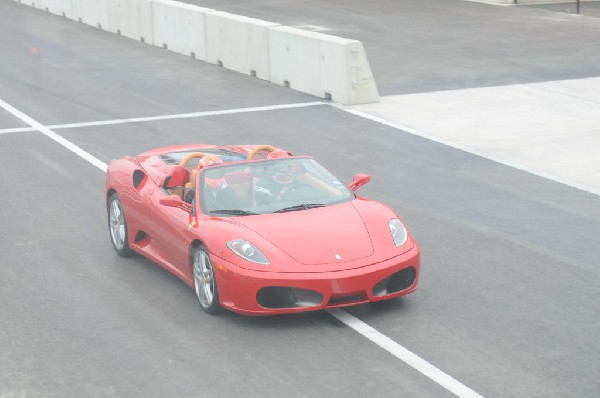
[[192, 245, 222, 314], [107, 193, 135, 257]]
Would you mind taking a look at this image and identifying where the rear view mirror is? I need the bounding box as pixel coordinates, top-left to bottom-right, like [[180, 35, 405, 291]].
[[159, 195, 192, 213], [348, 174, 371, 191]]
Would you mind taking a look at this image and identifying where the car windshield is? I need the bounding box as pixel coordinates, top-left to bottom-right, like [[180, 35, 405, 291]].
[[199, 158, 353, 215]]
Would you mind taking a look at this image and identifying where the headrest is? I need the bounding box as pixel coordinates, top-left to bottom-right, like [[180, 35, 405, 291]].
[[268, 150, 291, 159], [198, 155, 223, 168], [165, 166, 189, 188]]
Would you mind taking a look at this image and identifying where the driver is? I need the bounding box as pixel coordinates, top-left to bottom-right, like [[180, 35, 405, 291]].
[[254, 163, 296, 206]]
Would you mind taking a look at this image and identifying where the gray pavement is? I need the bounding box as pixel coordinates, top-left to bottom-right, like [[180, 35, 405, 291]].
[[2, 1, 600, 398]]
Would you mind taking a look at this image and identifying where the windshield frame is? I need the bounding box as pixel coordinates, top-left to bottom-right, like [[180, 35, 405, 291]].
[[196, 157, 355, 216]]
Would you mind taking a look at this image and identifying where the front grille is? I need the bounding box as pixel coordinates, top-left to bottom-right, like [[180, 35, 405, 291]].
[[256, 287, 323, 309], [328, 292, 367, 305]]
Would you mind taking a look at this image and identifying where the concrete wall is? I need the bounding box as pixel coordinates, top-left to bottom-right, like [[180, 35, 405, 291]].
[[33, 0, 74, 18], [72, 0, 109, 29], [15, 0, 380, 104], [269, 26, 378, 105], [152, 0, 212, 59], [106, 0, 153, 43], [205, 11, 279, 81], [477, 0, 599, 4]]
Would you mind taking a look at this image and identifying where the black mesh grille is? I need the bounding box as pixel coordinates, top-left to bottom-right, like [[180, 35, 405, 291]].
[[372, 266, 416, 297], [257, 287, 323, 309]]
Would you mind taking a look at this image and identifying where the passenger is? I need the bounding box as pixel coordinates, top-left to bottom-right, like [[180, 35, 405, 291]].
[[194, 155, 238, 212]]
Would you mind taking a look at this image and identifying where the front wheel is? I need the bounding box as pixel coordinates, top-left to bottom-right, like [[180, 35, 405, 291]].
[[107, 193, 135, 257], [192, 245, 222, 314]]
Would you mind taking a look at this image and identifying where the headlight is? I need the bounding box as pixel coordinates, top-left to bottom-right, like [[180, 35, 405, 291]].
[[227, 239, 270, 265], [389, 219, 407, 247]]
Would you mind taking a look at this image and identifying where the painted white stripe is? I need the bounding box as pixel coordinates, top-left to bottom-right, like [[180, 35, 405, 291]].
[[0, 101, 326, 135], [327, 308, 484, 398], [0, 126, 34, 135], [331, 104, 600, 197], [0, 98, 108, 172]]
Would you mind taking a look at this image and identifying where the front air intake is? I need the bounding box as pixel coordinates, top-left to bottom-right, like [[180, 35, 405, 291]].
[[372, 266, 416, 297]]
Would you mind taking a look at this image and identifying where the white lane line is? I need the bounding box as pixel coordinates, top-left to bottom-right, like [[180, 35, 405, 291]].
[[327, 308, 484, 398], [1, 97, 484, 397], [0, 98, 108, 172], [0, 101, 326, 135], [0, 126, 34, 135], [331, 104, 600, 197]]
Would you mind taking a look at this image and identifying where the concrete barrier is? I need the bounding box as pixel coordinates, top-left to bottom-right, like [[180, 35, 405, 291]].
[[269, 26, 379, 105], [72, 0, 109, 29], [151, 0, 213, 60], [15, 0, 380, 104], [33, 0, 107, 28], [33, 0, 73, 18], [484, 0, 598, 4], [205, 11, 279, 80], [107, 0, 153, 43]]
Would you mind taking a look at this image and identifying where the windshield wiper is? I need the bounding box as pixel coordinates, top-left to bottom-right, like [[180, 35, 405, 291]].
[[274, 203, 326, 213], [211, 209, 258, 216]]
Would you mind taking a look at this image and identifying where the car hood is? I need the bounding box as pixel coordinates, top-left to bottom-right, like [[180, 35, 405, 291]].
[[234, 202, 374, 265]]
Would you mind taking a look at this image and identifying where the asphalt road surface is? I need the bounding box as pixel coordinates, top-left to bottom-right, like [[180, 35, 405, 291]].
[[1, 1, 599, 397]]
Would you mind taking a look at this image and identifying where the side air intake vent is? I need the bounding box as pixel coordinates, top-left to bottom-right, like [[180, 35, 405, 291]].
[[133, 170, 146, 189]]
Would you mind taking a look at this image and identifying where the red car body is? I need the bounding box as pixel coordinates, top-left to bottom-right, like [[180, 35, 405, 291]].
[[105, 144, 420, 315]]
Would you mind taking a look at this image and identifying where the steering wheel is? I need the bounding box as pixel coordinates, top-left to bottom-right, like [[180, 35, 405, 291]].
[[278, 182, 313, 200], [179, 152, 207, 168], [247, 145, 277, 160]]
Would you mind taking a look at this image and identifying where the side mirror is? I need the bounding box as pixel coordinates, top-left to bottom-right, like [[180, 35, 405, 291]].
[[159, 195, 193, 213], [348, 174, 371, 191]]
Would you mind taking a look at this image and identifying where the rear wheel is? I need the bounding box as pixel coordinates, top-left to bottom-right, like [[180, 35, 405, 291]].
[[192, 245, 222, 314], [108, 193, 134, 257]]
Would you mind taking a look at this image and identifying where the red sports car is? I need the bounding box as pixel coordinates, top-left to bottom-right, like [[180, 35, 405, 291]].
[[105, 144, 420, 315]]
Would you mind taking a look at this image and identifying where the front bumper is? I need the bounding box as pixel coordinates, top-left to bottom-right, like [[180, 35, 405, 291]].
[[211, 245, 420, 316]]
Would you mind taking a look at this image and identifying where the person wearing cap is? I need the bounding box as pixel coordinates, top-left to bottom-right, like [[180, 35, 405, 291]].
[[254, 162, 296, 206], [185, 155, 238, 211]]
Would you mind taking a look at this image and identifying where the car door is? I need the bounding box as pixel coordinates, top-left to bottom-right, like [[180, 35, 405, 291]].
[[136, 175, 195, 275], [152, 191, 194, 273]]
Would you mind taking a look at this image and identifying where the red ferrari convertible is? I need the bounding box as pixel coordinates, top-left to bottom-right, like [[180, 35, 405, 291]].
[[105, 144, 420, 315]]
